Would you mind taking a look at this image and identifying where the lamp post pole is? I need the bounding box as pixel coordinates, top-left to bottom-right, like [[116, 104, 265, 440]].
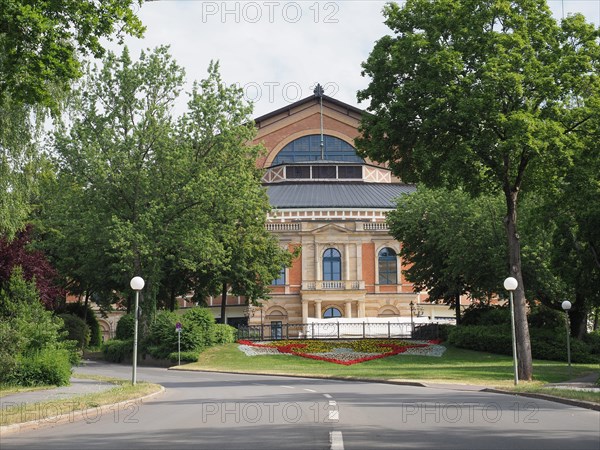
[[504, 277, 519, 385], [130, 276, 145, 385], [561, 300, 572, 378]]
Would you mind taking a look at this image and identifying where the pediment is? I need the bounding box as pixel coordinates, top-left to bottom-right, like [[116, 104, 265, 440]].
[[311, 223, 352, 235]]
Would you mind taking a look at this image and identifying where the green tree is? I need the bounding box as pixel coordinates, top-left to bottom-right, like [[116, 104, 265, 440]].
[[0, 0, 144, 108], [0, 1, 144, 237], [179, 72, 295, 322], [357, 0, 599, 380], [388, 187, 506, 324], [43, 48, 291, 330]]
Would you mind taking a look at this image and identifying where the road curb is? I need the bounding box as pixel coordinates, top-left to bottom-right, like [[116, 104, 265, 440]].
[[0, 385, 165, 436], [482, 388, 600, 411], [170, 366, 600, 410]]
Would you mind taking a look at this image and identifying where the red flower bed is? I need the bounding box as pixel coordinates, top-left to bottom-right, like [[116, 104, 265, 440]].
[[238, 340, 435, 365]]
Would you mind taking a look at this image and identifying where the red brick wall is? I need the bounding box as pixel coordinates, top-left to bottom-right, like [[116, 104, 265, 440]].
[[362, 243, 375, 293], [288, 243, 302, 294]]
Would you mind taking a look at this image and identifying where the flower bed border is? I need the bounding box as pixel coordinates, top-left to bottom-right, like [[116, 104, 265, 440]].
[[238, 339, 442, 365]]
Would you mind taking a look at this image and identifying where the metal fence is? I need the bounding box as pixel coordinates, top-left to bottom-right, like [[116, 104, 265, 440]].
[[237, 322, 440, 341]]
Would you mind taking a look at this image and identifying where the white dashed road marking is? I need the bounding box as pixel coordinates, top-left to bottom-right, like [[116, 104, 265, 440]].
[[330, 431, 344, 450]]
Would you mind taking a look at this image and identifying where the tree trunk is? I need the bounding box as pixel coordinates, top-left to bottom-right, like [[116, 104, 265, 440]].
[[220, 282, 227, 324], [504, 189, 533, 381], [169, 288, 176, 312], [455, 293, 461, 325], [570, 292, 588, 339]]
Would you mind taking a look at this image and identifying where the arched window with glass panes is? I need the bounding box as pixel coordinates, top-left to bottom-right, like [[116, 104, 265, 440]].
[[323, 307, 342, 318], [323, 248, 341, 281], [378, 247, 398, 285]]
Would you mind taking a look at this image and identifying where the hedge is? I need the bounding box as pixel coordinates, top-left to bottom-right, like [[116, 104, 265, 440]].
[[102, 339, 133, 363], [447, 325, 599, 363], [213, 323, 237, 344], [7, 348, 72, 386]]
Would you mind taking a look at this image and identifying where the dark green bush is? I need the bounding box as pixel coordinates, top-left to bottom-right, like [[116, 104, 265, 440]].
[[58, 313, 90, 349], [116, 314, 136, 340], [143, 311, 204, 359], [528, 305, 564, 329], [183, 307, 215, 347], [61, 303, 102, 347], [583, 331, 600, 355], [102, 339, 133, 363], [461, 306, 510, 326], [8, 348, 72, 386], [213, 323, 237, 344], [168, 351, 200, 363], [447, 325, 512, 355], [530, 328, 598, 363], [437, 324, 455, 341], [448, 325, 598, 363]]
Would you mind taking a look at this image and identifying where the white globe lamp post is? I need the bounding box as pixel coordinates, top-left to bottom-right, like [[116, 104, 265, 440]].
[[503, 277, 519, 385], [130, 276, 145, 385]]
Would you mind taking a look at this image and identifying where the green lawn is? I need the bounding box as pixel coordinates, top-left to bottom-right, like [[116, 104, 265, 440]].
[[177, 343, 600, 403], [1, 374, 162, 427]]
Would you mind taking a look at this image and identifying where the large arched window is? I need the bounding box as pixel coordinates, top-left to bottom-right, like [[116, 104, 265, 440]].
[[378, 247, 398, 285], [323, 248, 341, 281], [273, 135, 364, 165], [323, 307, 342, 319]]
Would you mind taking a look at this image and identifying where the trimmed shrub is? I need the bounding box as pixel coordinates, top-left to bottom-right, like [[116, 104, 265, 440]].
[[168, 351, 200, 363], [183, 307, 215, 347], [448, 324, 599, 363], [116, 314, 136, 340], [213, 323, 237, 344], [58, 313, 90, 349], [102, 339, 133, 363], [8, 348, 72, 386], [143, 311, 204, 359], [447, 325, 512, 355]]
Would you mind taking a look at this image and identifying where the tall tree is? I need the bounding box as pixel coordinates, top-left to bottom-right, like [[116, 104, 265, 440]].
[[43, 48, 291, 325], [0, 1, 144, 237], [357, 0, 599, 380], [388, 187, 506, 324]]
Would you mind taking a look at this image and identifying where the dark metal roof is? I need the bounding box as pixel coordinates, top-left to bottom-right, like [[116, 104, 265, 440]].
[[265, 183, 416, 209]]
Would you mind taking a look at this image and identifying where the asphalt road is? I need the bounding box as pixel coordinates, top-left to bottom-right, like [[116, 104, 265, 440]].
[[2, 361, 599, 450]]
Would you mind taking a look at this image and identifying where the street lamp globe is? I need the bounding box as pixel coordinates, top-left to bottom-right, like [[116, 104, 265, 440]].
[[561, 300, 572, 311], [503, 277, 518, 291], [130, 276, 145, 291]]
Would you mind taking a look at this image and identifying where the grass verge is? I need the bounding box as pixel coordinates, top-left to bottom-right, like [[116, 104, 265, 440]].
[[1, 374, 162, 427], [178, 343, 599, 404]]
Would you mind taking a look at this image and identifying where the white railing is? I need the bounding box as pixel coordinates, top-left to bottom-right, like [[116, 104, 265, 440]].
[[266, 222, 301, 232], [301, 280, 365, 291], [363, 222, 389, 231]]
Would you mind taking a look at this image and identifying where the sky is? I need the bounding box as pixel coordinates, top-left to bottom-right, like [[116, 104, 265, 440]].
[[105, 0, 600, 118]]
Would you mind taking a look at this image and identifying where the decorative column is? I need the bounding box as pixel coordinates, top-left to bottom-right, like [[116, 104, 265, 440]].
[[315, 300, 322, 318], [302, 300, 309, 323], [315, 243, 321, 281], [344, 243, 350, 281], [358, 300, 366, 318], [345, 301, 352, 318]]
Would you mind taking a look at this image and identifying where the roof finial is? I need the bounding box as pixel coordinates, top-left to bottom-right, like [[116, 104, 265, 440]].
[[314, 83, 325, 159]]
